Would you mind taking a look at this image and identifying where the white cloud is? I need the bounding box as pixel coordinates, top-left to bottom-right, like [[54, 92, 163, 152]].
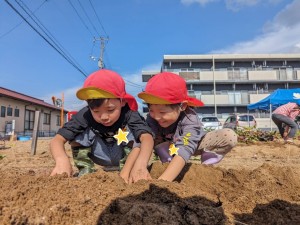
[[212, 0, 300, 53], [264, 0, 300, 31], [123, 62, 161, 113], [140, 62, 162, 72], [181, 0, 218, 6], [43, 86, 86, 112], [213, 26, 300, 53], [225, 0, 260, 11], [181, 0, 283, 11], [123, 72, 145, 113]]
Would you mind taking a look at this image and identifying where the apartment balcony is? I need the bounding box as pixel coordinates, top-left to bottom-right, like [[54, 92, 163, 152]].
[[188, 90, 271, 106], [162, 68, 300, 82]]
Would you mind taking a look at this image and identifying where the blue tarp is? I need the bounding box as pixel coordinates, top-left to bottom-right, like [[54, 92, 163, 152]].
[[247, 88, 300, 111]]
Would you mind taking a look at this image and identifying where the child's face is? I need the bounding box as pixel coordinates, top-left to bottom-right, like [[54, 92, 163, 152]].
[[89, 99, 125, 126], [149, 104, 182, 128]]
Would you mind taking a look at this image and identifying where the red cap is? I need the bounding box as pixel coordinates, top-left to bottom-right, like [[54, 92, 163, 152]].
[[138, 72, 204, 107], [76, 69, 138, 111]]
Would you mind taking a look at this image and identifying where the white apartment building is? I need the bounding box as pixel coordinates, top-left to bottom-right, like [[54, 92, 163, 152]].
[[142, 54, 300, 129]]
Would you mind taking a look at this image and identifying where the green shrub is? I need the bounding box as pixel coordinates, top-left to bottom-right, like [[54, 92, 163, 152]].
[[235, 127, 279, 144]]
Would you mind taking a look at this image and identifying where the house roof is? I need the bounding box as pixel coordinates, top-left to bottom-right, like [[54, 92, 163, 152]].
[[0, 87, 68, 112]]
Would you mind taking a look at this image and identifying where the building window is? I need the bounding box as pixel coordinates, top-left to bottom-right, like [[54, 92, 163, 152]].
[[7, 107, 13, 116], [14, 108, 19, 117], [43, 113, 50, 125], [1, 106, 6, 117], [56, 115, 61, 126], [25, 110, 35, 130]]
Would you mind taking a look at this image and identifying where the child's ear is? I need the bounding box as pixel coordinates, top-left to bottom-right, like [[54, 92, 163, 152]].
[[180, 101, 188, 111], [121, 99, 126, 107]]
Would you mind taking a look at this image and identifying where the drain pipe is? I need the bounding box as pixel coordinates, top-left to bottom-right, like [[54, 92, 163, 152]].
[[24, 104, 32, 136]]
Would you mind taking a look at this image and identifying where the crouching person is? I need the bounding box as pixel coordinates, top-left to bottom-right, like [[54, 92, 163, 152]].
[[50, 69, 154, 183], [138, 72, 237, 182]]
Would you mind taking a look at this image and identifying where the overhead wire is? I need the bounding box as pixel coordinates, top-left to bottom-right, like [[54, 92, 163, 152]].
[[68, 0, 106, 69], [83, 1, 149, 90], [85, 0, 111, 71], [88, 0, 108, 37], [4, 0, 87, 77], [83, 0, 111, 71], [103, 50, 111, 69], [8, 0, 144, 90], [15, 0, 87, 76], [124, 79, 144, 88], [89, 39, 97, 59], [67, 0, 94, 37], [76, 0, 100, 37], [0, 0, 47, 39]]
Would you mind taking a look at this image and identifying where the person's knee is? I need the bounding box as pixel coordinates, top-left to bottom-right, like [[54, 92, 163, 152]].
[[291, 123, 298, 129], [222, 128, 238, 148]]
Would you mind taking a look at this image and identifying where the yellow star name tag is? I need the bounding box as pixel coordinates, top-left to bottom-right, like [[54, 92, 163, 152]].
[[169, 143, 179, 156], [113, 128, 129, 145]]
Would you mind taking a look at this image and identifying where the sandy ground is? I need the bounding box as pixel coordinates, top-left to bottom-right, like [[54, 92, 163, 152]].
[[0, 138, 300, 225]]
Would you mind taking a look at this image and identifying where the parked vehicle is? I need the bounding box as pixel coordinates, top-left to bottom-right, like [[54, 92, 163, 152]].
[[199, 116, 222, 130], [223, 114, 257, 130]]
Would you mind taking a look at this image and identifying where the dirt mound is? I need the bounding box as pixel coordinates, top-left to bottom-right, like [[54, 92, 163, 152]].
[[0, 139, 300, 224]]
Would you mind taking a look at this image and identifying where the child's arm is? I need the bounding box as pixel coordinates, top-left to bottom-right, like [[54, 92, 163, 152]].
[[50, 134, 73, 177], [156, 109, 204, 182], [158, 155, 185, 182], [119, 147, 140, 183], [128, 133, 154, 183]]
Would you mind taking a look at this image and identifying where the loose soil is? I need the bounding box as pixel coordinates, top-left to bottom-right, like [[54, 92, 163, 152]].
[[0, 138, 300, 225]]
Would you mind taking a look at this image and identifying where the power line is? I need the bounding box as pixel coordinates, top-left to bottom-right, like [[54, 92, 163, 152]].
[[103, 49, 112, 69], [67, 0, 94, 37], [76, 0, 100, 37], [85, 1, 110, 69], [15, 0, 87, 76], [0, 18, 23, 39], [125, 79, 144, 88], [88, 0, 108, 37], [67, 0, 111, 72], [4, 0, 87, 77], [0, 0, 47, 39], [124, 79, 144, 88], [89, 39, 97, 59]]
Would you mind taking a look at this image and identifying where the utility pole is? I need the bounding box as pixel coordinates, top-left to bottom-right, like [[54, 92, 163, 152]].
[[93, 36, 109, 69], [212, 55, 217, 116]]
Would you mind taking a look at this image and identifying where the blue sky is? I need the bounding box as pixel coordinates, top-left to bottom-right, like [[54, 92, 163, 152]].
[[1, 0, 300, 112]]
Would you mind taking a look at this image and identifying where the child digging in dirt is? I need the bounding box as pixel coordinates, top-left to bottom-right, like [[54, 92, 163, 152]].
[[138, 72, 237, 182], [272, 102, 300, 144], [50, 69, 154, 183]]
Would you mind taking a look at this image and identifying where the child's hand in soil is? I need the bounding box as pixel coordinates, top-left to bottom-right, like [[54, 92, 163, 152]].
[[119, 170, 129, 184], [128, 166, 152, 184], [50, 158, 73, 177]]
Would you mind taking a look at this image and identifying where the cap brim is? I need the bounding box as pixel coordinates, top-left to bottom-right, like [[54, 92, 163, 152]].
[[187, 97, 204, 107], [138, 92, 172, 104], [76, 87, 117, 100]]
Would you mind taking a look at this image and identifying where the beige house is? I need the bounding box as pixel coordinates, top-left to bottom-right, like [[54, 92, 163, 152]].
[[0, 87, 68, 138]]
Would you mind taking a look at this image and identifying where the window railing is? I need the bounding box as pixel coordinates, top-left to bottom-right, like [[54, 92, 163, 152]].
[[164, 68, 300, 81]]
